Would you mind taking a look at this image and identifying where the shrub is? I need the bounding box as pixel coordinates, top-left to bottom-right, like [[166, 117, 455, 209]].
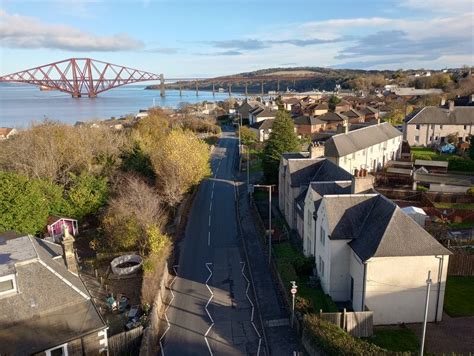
[[416, 185, 429, 192], [303, 314, 386, 355], [293, 255, 315, 276], [296, 296, 314, 313]]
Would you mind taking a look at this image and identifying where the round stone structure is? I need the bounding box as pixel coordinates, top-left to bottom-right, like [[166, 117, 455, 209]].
[[110, 254, 143, 275]]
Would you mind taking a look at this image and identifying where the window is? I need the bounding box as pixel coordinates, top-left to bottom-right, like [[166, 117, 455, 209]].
[[464, 125, 468, 130], [318, 256, 325, 278], [45, 344, 68, 356], [431, 124, 435, 129], [415, 124, 420, 130], [0, 275, 16, 296], [440, 125, 443, 129], [414, 135, 419, 142], [320, 226, 325, 246]]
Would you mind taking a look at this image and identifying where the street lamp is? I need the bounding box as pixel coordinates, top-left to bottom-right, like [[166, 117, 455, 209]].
[[253, 184, 275, 265], [238, 112, 243, 155]]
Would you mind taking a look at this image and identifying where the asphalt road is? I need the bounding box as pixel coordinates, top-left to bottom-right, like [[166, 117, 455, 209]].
[[161, 128, 262, 355]]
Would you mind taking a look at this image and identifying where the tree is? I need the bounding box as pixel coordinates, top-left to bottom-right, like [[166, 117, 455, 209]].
[[262, 110, 300, 183], [239, 126, 257, 147], [328, 95, 341, 111], [0, 172, 51, 234]]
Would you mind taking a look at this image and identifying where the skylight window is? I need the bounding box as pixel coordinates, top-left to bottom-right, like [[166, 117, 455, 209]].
[[0, 275, 17, 296]]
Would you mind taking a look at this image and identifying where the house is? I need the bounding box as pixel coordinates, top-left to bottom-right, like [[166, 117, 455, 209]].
[[279, 153, 369, 232], [358, 106, 380, 122], [334, 99, 352, 113], [324, 122, 403, 174], [0, 127, 17, 140], [46, 216, 79, 242], [318, 112, 349, 131], [304, 102, 329, 116], [403, 102, 474, 146], [248, 106, 277, 125], [237, 100, 261, 124], [341, 109, 364, 124], [282, 97, 300, 111], [311, 194, 451, 325], [0, 232, 108, 354], [293, 115, 326, 136], [250, 119, 274, 142]]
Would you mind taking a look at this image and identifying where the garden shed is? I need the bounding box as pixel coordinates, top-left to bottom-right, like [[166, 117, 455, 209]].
[[46, 215, 79, 241]]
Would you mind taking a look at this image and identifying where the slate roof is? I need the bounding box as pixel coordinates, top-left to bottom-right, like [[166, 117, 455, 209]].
[[341, 109, 363, 119], [324, 122, 402, 157], [296, 188, 308, 218], [294, 115, 326, 126], [288, 158, 353, 188], [0, 234, 106, 354], [250, 119, 274, 130], [318, 112, 348, 122], [320, 195, 451, 261], [359, 106, 379, 115], [282, 152, 310, 160], [405, 106, 474, 125], [310, 181, 353, 216]]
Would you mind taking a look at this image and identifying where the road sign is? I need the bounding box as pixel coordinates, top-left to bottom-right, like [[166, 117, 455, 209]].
[[291, 288, 297, 294]]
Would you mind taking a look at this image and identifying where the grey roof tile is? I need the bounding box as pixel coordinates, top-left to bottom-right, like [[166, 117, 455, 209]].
[[405, 106, 474, 125]]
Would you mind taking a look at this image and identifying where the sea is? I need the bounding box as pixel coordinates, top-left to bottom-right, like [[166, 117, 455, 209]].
[[0, 84, 239, 128]]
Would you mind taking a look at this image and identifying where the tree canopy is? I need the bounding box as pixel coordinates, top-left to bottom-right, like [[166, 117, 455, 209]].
[[262, 110, 300, 183]]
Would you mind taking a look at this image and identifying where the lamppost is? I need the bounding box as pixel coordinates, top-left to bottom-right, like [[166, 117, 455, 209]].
[[290, 281, 298, 326], [253, 184, 275, 264], [420, 271, 432, 356], [237, 112, 243, 155]]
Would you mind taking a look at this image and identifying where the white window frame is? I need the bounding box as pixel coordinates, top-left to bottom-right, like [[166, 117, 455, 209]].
[[45, 343, 68, 356], [0, 274, 17, 296]]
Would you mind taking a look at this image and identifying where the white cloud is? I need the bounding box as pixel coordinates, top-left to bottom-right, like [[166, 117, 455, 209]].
[[0, 10, 144, 51]]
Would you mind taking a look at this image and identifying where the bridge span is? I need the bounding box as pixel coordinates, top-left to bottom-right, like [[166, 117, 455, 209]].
[[0, 58, 320, 98]]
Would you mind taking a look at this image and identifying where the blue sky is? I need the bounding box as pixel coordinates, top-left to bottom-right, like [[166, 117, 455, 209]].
[[0, 0, 472, 77]]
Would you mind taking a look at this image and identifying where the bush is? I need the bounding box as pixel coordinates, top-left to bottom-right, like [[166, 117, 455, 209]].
[[296, 296, 314, 313], [416, 185, 429, 192], [303, 314, 386, 355], [293, 255, 315, 276]]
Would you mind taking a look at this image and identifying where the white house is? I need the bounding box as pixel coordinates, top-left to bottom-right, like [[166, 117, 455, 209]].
[[311, 194, 451, 325], [250, 119, 274, 142], [403, 103, 474, 146], [248, 106, 277, 125], [324, 122, 402, 174]]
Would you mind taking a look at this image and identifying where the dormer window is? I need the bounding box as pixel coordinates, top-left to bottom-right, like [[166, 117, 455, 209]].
[[0, 274, 17, 296]]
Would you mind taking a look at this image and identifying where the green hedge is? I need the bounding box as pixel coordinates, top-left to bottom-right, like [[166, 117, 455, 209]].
[[303, 314, 386, 355]]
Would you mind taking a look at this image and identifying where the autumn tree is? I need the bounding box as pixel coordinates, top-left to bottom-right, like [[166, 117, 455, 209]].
[[262, 110, 300, 184], [239, 126, 257, 147]]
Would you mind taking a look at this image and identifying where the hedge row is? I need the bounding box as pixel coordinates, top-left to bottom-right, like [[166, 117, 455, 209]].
[[303, 314, 386, 355]]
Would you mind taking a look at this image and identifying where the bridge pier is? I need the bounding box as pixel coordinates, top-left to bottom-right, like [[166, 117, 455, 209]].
[[277, 80, 280, 93], [160, 74, 165, 97], [212, 83, 215, 96], [72, 92, 81, 98], [228, 83, 232, 97], [244, 83, 248, 97], [179, 84, 182, 96], [261, 80, 264, 95], [195, 81, 199, 96]]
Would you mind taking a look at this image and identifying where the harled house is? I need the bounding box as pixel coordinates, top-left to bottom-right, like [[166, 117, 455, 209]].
[[293, 115, 326, 136], [324, 122, 402, 174], [0, 232, 108, 355], [0, 127, 17, 140], [403, 103, 474, 146], [311, 194, 451, 325]]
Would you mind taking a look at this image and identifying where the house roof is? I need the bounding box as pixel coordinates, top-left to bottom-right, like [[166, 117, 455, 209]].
[[341, 109, 363, 119], [296, 188, 308, 218], [414, 159, 449, 168], [287, 158, 353, 188], [310, 181, 353, 216], [47, 215, 78, 226], [294, 115, 326, 126], [318, 112, 348, 122], [250, 119, 274, 130], [414, 172, 474, 187], [320, 195, 451, 261], [0, 235, 106, 354], [324, 122, 402, 157], [282, 152, 310, 160], [359, 106, 379, 115], [405, 106, 474, 125], [0, 127, 14, 137]]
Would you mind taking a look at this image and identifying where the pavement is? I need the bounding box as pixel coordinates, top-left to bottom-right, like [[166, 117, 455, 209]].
[[160, 127, 263, 355]]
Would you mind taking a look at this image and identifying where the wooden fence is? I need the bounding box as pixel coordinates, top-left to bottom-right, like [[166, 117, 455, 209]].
[[108, 326, 143, 356], [319, 309, 373, 337], [448, 254, 474, 276]]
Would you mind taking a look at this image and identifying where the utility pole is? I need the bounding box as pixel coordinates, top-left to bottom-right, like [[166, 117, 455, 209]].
[[238, 112, 242, 155], [247, 147, 250, 191], [420, 271, 432, 356], [253, 184, 275, 264]]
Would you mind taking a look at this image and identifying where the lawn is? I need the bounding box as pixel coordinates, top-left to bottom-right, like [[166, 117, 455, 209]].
[[410, 147, 474, 172], [444, 276, 474, 317], [365, 326, 420, 352], [433, 202, 474, 210]]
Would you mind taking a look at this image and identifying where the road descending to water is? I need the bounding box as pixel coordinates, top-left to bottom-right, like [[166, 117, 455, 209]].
[[160, 128, 262, 355]]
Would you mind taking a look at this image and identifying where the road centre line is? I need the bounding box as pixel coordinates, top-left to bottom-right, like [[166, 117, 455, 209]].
[[204, 263, 214, 355]]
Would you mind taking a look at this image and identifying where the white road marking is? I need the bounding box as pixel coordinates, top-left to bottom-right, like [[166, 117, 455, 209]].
[[208, 231, 211, 246], [211, 190, 214, 200], [159, 265, 179, 355], [208, 215, 211, 226], [209, 201, 212, 212], [240, 262, 262, 355], [204, 263, 214, 356]]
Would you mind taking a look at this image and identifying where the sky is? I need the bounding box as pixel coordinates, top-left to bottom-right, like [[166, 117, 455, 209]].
[[0, 0, 473, 77]]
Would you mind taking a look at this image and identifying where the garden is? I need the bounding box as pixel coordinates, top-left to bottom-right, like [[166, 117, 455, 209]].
[[444, 276, 474, 317], [411, 147, 474, 173]]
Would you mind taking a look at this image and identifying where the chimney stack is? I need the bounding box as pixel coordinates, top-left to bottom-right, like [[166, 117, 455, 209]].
[[61, 223, 78, 275], [344, 118, 349, 134], [448, 100, 455, 111]]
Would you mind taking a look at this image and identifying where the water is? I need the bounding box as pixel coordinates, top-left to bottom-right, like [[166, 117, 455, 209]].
[[0, 84, 238, 128]]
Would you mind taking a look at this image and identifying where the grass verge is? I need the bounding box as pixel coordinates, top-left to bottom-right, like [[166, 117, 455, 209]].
[[365, 326, 419, 352], [444, 276, 474, 317]]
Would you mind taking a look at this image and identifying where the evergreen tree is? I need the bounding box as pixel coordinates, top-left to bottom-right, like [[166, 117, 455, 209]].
[[262, 110, 300, 183]]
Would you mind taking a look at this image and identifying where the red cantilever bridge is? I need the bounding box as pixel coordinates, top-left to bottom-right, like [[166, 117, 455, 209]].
[[0, 57, 320, 98]]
